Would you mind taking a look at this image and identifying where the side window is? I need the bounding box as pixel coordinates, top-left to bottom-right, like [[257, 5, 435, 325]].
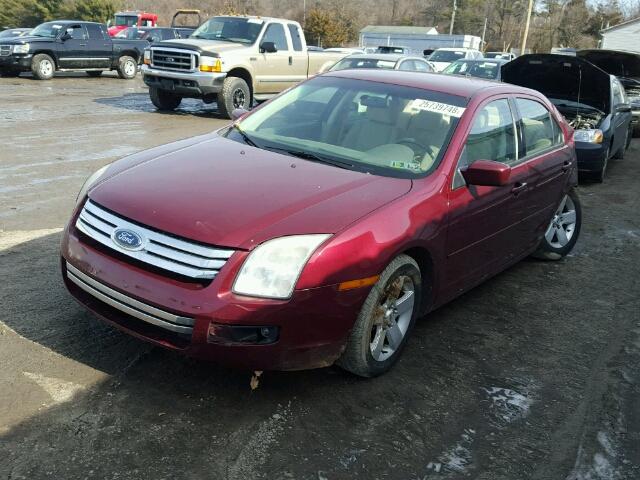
[[68, 25, 87, 40], [161, 30, 175, 40], [287, 24, 303, 51], [454, 98, 516, 188], [86, 23, 104, 40], [398, 60, 416, 71], [612, 79, 625, 105], [414, 60, 430, 72], [262, 23, 288, 51], [516, 98, 560, 157]]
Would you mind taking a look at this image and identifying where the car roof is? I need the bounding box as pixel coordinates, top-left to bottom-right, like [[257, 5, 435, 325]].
[[341, 53, 426, 62], [452, 58, 508, 64], [434, 47, 476, 52], [322, 69, 533, 99]]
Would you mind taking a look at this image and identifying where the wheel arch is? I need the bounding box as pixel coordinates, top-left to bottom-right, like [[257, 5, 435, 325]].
[[226, 67, 253, 100], [118, 50, 140, 62], [402, 246, 435, 315], [31, 50, 59, 68]]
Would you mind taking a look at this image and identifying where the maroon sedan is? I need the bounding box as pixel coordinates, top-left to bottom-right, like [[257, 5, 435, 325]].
[[61, 70, 581, 377]]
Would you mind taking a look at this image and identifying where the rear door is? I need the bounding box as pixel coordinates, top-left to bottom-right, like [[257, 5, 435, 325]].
[[286, 23, 308, 83], [84, 23, 111, 68], [445, 96, 522, 293]]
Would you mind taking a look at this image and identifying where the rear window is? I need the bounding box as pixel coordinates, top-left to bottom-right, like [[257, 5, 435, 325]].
[[330, 58, 397, 71], [287, 24, 303, 51]]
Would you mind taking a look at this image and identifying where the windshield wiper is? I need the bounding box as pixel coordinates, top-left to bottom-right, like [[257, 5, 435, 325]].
[[231, 124, 261, 149], [268, 147, 355, 170]]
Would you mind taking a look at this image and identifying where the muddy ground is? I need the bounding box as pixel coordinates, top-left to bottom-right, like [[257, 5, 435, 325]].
[[0, 72, 639, 480]]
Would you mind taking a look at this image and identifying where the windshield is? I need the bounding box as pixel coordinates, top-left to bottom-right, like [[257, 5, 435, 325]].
[[330, 57, 397, 71], [0, 29, 26, 38], [115, 15, 137, 27], [30, 22, 64, 38], [225, 76, 466, 179], [429, 50, 465, 62], [443, 61, 501, 79], [191, 16, 263, 44]]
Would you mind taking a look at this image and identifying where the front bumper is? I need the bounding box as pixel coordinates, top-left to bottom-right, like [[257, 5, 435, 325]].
[[61, 220, 369, 371], [575, 141, 607, 173], [141, 64, 227, 97], [0, 53, 32, 70]]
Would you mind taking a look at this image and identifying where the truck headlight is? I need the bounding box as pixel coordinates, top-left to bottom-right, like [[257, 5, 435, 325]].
[[143, 49, 151, 65], [233, 234, 331, 299], [573, 129, 603, 144], [12, 43, 29, 54], [200, 57, 222, 73], [76, 165, 110, 203]]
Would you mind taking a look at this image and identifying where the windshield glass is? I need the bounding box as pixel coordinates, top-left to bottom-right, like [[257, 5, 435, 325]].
[[225, 76, 467, 179], [115, 15, 137, 27], [330, 57, 397, 71], [444, 61, 501, 79], [30, 22, 64, 38], [429, 50, 465, 62], [191, 16, 263, 44]]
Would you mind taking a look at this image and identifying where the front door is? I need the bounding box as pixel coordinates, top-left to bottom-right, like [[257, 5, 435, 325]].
[[59, 24, 88, 69], [254, 22, 291, 94], [444, 97, 522, 295]]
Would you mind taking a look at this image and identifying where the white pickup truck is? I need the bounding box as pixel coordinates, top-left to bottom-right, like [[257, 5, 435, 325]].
[[141, 16, 347, 118]]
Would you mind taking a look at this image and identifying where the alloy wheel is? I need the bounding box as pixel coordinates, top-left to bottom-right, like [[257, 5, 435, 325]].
[[544, 194, 577, 248], [369, 275, 415, 362], [40, 60, 53, 77], [232, 88, 246, 109], [124, 60, 136, 77]]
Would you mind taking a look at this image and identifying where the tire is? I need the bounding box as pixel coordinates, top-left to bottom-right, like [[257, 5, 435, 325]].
[[86, 71, 103, 77], [591, 145, 609, 183], [149, 86, 182, 111], [217, 76, 251, 119], [532, 188, 582, 260], [626, 126, 633, 149], [116, 55, 137, 79], [633, 123, 640, 139], [613, 131, 628, 159], [336, 254, 422, 378], [31, 53, 55, 80]]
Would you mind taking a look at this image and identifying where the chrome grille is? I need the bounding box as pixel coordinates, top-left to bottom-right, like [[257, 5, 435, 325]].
[[66, 263, 194, 335], [0, 45, 11, 57], [76, 199, 235, 280], [151, 48, 198, 72]]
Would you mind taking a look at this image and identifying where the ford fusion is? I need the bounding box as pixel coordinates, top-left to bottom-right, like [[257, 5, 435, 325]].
[[62, 70, 581, 377]]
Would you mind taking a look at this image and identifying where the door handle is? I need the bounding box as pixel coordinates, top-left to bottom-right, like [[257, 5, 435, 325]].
[[562, 160, 572, 172], [79, 43, 87, 46], [289, 56, 292, 65], [511, 182, 528, 194]]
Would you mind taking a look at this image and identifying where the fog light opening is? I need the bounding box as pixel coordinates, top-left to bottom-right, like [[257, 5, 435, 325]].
[[207, 323, 279, 345]]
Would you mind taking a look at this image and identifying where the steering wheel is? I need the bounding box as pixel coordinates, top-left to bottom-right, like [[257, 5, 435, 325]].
[[397, 138, 438, 161]]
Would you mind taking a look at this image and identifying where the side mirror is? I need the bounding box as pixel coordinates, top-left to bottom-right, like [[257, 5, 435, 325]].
[[461, 160, 511, 186], [260, 41, 277, 53], [231, 108, 249, 120], [60, 31, 72, 41], [616, 103, 632, 113]]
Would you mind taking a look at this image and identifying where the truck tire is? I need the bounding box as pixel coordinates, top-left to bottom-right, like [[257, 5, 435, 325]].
[[149, 87, 182, 111], [116, 56, 137, 79], [217, 76, 251, 119], [31, 54, 55, 80], [86, 71, 103, 77]]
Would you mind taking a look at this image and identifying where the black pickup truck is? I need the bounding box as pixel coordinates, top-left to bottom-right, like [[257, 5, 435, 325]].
[[0, 21, 147, 79]]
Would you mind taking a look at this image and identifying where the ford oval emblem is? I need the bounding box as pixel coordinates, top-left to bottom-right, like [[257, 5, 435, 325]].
[[112, 228, 144, 251]]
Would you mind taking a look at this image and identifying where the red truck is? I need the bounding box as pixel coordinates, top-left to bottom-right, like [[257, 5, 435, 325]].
[[107, 11, 158, 37]]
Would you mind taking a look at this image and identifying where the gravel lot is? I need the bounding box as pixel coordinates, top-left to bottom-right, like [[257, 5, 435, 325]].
[[1, 72, 639, 480]]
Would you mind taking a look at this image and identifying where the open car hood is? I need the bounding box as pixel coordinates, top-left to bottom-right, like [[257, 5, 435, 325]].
[[502, 54, 611, 114], [577, 49, 640, 95]]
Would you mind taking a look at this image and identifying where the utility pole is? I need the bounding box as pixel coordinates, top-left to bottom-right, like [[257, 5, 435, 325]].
[[449, 0, 457, 35], [481, 17, 487, 49], [520, 0, 534, 55], [303, 0, 306, 27]]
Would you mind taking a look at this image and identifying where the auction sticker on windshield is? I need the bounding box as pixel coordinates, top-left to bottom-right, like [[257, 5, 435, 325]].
[[405, 99, 466, 118]]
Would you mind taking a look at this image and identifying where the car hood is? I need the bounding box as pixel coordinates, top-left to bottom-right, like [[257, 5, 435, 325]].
[[88, 134, 412, 250], [502, 54, 611, 114], [0, 36, 54, 45], [150, 38, 246, 54], [577, 49, 640, 98]]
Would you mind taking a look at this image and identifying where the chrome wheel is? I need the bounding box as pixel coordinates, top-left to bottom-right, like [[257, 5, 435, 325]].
[[370, 275, 415, 362], [545, 194, 577, 248], [124, 60, 136, 77], [40, 59, 53, 77], [232, 88, 246, 108]]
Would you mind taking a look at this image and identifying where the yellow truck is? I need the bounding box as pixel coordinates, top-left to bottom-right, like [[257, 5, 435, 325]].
[[141, 16, 347, 118]]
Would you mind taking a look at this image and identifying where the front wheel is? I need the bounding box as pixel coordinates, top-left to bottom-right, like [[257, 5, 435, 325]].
[[116, 56, 137, 79], [337, 254, 422, 377], [217, 76, 251, 119], [532, 188, 582, 260], [31, 53, 55, 80], [149, 87, 182, 111]]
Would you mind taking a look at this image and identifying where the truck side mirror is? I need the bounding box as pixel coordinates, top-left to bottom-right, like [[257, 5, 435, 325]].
[[260, 41, 277, 53]]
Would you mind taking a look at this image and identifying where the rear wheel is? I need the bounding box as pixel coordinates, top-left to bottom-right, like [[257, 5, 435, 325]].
[[337, 254, 422, 377], [86, 71, 103, 77], [116, 56, 137, 79], [149, 86, 182, 111], [591, 145, 609, 183], [31, 54, 55, 80], [613, 130, 629, 159], [217, 76, 251, 119], [532, 189, 582, 260]]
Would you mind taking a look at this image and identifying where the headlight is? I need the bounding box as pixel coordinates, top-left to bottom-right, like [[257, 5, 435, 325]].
[[76, 165, 110, 203], [573, 129, 603, 144], [143, 49, 151, 65], [12, 43, 29, 54], [233, 234, 331, 299], [200, 57, 222, 73]]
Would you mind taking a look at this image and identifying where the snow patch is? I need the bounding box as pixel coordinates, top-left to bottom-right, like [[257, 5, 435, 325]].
[[425, 428, 475, 476], [483, 385, 535, 425], [23, 371, 85, 403]]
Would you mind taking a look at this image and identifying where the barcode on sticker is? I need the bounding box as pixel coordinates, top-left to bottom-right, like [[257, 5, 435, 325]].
[[406, 99, 466, 118]]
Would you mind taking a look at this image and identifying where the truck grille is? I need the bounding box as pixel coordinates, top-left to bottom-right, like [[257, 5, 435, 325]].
[[0, 45, 11, 56], [151, 48, 198, 72], [76, 199, 235, 280]]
